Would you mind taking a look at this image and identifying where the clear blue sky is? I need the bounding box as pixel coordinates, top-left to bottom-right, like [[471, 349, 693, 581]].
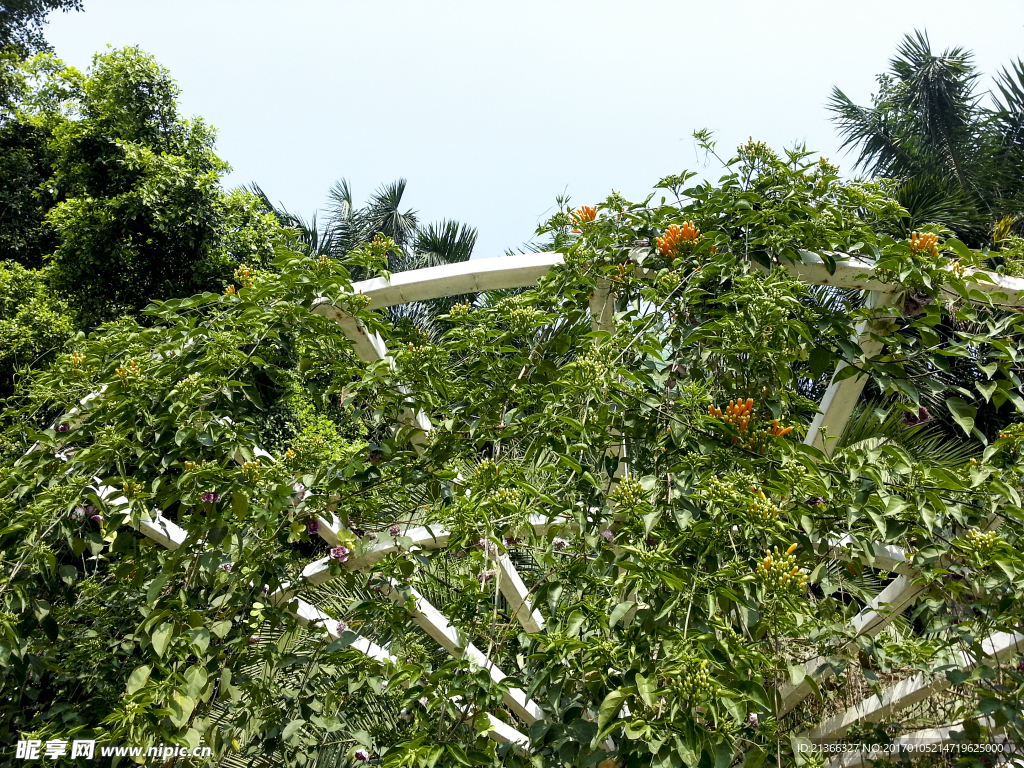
[[46, 1, 1024, 260]]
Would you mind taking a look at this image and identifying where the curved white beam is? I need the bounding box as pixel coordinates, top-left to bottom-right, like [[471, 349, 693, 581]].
[[343, 252, 565, 310]]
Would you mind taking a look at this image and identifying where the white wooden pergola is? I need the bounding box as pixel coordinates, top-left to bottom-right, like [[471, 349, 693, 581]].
[[87, 249, 1024, 763]]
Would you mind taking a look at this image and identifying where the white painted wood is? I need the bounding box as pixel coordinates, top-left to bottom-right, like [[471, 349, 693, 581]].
[[385, 579, 544, 725], [481, 714, 531, 750], [822, 535, 913, 575], [310, 304, 390, 362], [496, 554, 545, 634], [343, 252, 565, 310], [805, 289, 900, 453], [823, 718, 1009, 767], [773, 250, 1024, 306], [778, 572, 924, 715], [589, 277, 615, 335], [808, 631, 1024, 742]]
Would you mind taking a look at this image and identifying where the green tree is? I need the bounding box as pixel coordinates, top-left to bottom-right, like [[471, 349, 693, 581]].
[[18, 47, 283, 325], [0, 0, 82, 58], [830, 31, 1024, 245], [257, 178, 479, 337], [0, 260, 72, 402]]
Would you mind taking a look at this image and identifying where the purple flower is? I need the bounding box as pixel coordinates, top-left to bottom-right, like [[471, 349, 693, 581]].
[[600, 529, 614, 543], [389, 525, 400, 537], [748, 713, 759, 728], [90, 514, 104, 523], [202, 492, 220, 504], [552, 537, 568, 551], [306, 518, 320, 535], [335, 620, 349, 634], [477, 569, 496, 584], [57, 423, 70, 433], [354, 749, 370, 762], [290, 482, 307, 503], [902, 406, 932, 427], [219, 562, 233, 573], [329, 546, 349, 563]]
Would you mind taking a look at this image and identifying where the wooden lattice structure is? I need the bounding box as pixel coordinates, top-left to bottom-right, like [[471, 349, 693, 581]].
[[79, 250, 1024, 766]]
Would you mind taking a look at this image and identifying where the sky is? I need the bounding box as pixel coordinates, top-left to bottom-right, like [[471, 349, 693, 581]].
[[45, 1, 1024, 261]]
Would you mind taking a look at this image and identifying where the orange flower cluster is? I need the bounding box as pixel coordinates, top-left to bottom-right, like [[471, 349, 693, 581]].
[[224, 285, 237, 295], [708, 398, 753, 431], [910, 231, 939, 257], [116, 360, 141, 379], [571, 205, 597, 234], [770, 419, 794, 437], [656, 221, 701, 256]]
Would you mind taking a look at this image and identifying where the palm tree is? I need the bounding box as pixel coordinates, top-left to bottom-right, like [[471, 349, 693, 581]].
[[829, 31, 1024, 245], [251, 178, 478, 338]]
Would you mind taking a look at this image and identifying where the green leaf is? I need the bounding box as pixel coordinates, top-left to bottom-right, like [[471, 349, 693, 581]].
[[976, 380, 998, 402], [184, 666, 208, 699], [809, 347, 834, 379], [151, 622, 173, 658], [146, 574, 167, 607], [281, 719, 304, 743], [946, 397, 977, 435], [189, 627, 210, 655], [168, 692, 195, 728], [597, 688, 628, 732], [609, 601, 636, 628], [126, 665, 151, 695], [210, 620, 232, 638], [635, 673, 656, 707]]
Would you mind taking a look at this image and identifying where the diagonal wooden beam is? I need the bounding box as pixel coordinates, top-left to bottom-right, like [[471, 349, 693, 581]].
[[385, 578, 545, 725], [806, 631, 1024, 743]]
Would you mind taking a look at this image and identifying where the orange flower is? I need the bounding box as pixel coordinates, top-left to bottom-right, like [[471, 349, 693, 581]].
[[573, 205, 597, 223], [656, 221, 701, 256], [909, 231, 939, 257], [770, 419, 794, 438]]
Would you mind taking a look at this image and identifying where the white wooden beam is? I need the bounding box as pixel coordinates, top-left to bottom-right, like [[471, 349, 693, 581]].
[[777, 572, 924, 715], [496, 554, 545, 634], [823, 718, 1007, 767], [805, 289, 900, 453], [589, 277, 615, 335], [807, 631, 1024, 743], [343, 252, 565, 311], [385, 579, 545, 725]]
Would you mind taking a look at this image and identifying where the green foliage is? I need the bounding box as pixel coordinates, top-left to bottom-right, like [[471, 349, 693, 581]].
[[15, 48, 284, 325], [0, 0, 83, 58], [0, 260, 73, 401], [3, 137, 1024, 768], [830, 31, 1024, 246], [0, 118, 57, 267]]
